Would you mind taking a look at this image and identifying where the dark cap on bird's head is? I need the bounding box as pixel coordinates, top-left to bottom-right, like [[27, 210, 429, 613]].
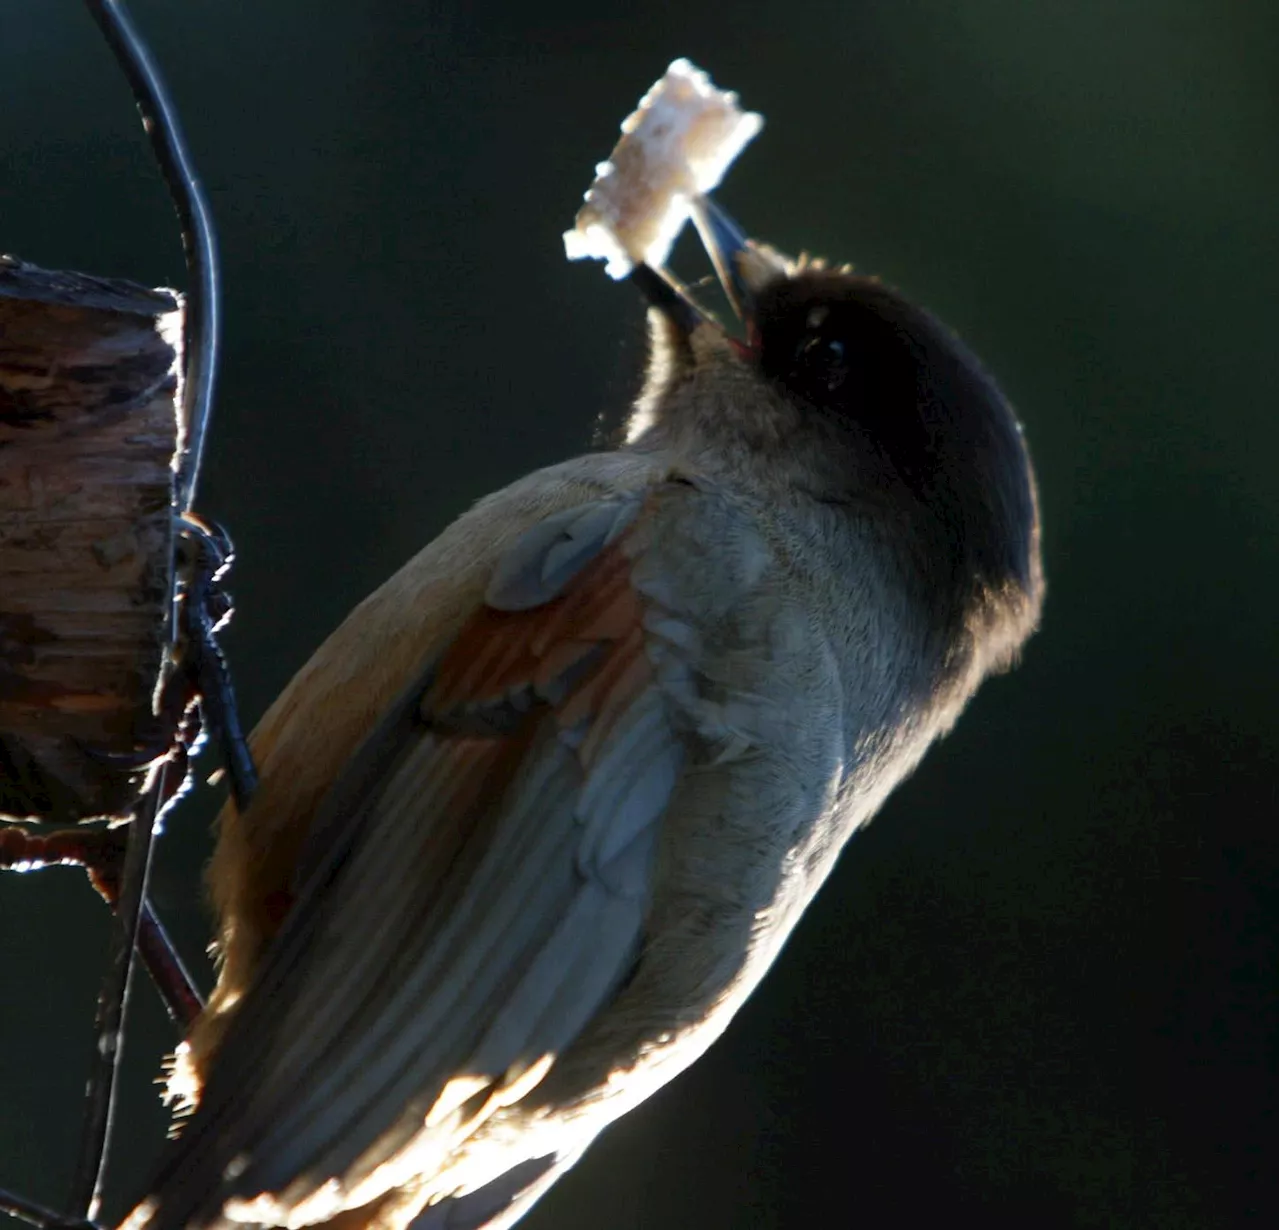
[[627, 196, 1044, 672]]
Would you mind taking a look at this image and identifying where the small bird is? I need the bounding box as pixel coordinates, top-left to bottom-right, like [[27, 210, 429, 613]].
[[125, 200, 1042, 1230]]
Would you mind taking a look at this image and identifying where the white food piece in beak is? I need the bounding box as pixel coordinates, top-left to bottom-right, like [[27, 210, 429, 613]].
[[563, 58, 763, 279]]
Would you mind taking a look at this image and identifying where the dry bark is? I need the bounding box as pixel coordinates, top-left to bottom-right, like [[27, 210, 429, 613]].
[[0, 255, 182, 821]]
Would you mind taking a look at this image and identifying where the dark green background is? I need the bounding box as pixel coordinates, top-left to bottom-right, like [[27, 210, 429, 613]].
[[1, 2, 1274, 1227]]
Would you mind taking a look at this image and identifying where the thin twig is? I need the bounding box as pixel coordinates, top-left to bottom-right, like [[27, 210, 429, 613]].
[[81, 0, 221, 515], [137, 901, 205, 1028], [51, 4, 224, 1217], [67, 769, 166, 1224], [0, 1183, 92, 1230]]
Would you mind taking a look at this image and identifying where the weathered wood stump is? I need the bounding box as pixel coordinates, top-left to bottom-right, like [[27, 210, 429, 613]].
[[0, 255, 182, 822]]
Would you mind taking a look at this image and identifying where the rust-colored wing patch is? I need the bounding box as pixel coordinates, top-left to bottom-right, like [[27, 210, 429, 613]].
[[426, 526, 650, 784]]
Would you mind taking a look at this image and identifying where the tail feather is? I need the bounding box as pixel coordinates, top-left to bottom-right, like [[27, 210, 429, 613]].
[[406, 1152, 571, 1230]]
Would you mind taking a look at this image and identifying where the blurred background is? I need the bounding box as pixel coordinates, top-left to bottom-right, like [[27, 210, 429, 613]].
[[0, 1, 1273, 1227]]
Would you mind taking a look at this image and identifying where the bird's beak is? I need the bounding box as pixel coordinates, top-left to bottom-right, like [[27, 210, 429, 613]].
[[628, 196, 789, 340], [688, 196, 788, 327]]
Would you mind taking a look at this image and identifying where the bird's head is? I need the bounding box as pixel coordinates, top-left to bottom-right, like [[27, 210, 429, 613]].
[[626, 198, 1044, 672]]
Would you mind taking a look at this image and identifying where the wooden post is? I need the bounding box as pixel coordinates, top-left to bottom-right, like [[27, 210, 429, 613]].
[[0, 255, 182, 822]]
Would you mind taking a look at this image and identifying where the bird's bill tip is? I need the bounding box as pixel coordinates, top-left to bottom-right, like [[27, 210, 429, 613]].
[[627, 264, 712, 336], [689, 196, 789, 322]]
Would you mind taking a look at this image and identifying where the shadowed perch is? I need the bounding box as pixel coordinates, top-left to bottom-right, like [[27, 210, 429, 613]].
[[0, 256, 205, 1228]]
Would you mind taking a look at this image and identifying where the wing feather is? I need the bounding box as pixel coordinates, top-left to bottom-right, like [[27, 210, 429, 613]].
[[132, 493, 689, 1230]]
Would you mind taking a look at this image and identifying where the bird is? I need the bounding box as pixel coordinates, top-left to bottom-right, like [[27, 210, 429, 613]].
[[123, 197, 1043, 1230]]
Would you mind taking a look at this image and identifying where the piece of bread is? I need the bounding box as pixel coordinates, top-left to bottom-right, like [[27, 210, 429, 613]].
[[563, 59, 762, 278]]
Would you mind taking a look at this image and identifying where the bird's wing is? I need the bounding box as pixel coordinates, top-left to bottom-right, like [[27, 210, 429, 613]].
[[133, 490, 695, 1230]]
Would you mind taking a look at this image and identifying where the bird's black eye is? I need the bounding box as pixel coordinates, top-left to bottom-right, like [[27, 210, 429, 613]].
[[755, 283, 932, 483], [758, 291, 916, 430], [794, 333, 849, 394]]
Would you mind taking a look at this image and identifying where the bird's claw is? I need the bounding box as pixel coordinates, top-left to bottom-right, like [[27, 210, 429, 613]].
[[79, 514, 256, 811]]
